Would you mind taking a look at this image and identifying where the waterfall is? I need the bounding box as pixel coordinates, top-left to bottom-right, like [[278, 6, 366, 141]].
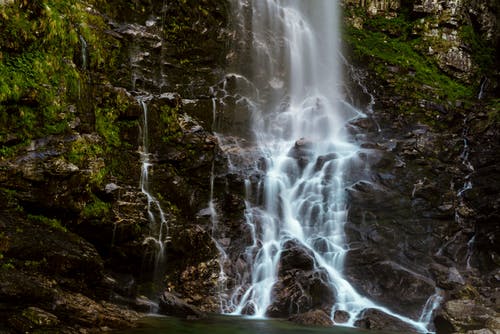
[[79, 35, 88, 70], [457, 117, 475, 270], [137, 96, 169, 282], [223, 0, 437, 332]]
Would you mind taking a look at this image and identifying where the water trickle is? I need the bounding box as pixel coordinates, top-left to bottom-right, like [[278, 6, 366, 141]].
[[137, 96, 169, 283], [79, 35, 88, 70], [206, 91, 231, 312], [222, 0, 437, 332], [477, 77, 488, 100], [418, 289, 444, 325], [456, 117, 475, 269]]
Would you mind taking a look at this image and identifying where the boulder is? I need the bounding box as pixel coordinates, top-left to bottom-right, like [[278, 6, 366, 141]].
[[354, 308, 420, 333], [345, 249, 436, 318], [8, 307, 59, 333], [434, 299, 496, 334], [289, 309, 333, 327], [267, 241, 334, 318], [279, 240, 316, 274], [158, 291, 204, 319]]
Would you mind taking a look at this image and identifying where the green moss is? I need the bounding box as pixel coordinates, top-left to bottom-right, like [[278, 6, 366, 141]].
[[159, 105, 182, 143], [67, 136, 103, 166], [363, 14, 412, 38], [486, 99, 500, 124], [344, 25, 473, 103], [0, 0, 120, 157], [95, 107, 120, 148], [82, 195, 110, 219], [459, 25, 495, 75], [28, 214, 67, 232]]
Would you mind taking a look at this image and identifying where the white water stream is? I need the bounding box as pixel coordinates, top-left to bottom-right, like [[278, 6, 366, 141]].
[[222, 0, 439, 332], [137, 96, 169, 278]]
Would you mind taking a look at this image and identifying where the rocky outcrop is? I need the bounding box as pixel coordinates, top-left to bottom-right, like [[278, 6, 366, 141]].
[[354, 308, 420, 332], [0, 0, 233, 332], [342, 0, 499, 88], [289, 309, 334, 327], [266, 240, 334, 319], [0, 0, 497, 333], [158, 291, 204, 319]]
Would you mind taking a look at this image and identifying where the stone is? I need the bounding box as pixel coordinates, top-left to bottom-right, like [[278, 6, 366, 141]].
[[268, 264, 334, 318], [354, 308, 420, 332], [345, 250, 436, 318], [434, 299, 496, 333], [466, 329, 494, 334], [279, 240, 316, 273], [289, 309, 334, 327], [105, 183, 120, 194], [8, 307, 59, 333], [334, 310, 350, 323], [158, 291, 204, 318]]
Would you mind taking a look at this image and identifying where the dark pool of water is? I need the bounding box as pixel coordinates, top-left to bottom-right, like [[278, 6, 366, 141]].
[[118, 315, 403, 334]]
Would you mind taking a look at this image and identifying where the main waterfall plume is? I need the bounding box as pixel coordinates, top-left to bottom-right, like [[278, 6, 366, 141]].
[[218, 0, 438, 332]]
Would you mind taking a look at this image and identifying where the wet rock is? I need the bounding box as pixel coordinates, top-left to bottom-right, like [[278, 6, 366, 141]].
[[0, 269, 58, 305], [429, 263, 465, 290], [354, 308, 420, 333], [53, 291, 140, 329], [172, 259, 221, 313], [334, 310, 351, 323], [434, 299, 496, 334], [345, 250, 436, 318], [8, 307, 59, 333], [466, 329, 494, 334], [279, 240, 315, 273], [288, 138, 315, 169], [345, 180, 396, 206], [289, 309, 333, 327], [268, 266, 334, 318], [158, 291, 205, 318], [314, 153, 339, 171]]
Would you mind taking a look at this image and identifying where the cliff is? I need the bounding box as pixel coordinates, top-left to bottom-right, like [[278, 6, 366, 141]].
[[0, 0, 498, 333]]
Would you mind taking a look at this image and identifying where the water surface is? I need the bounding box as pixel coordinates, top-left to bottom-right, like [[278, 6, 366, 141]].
[[120, 315, 406, 334]]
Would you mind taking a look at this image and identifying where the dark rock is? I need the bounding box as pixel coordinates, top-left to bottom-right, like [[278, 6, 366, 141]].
[[434, 299, 496, 333], [314, 153, 339, 171], [334, 310, 350, 323], [0, 269, 58, 304], [354, 308, 420, 333], [288, 138, 315, 168], [279, 240, 315, 274], [53, 291, 140, 328], [289, 309, 334, 327], [8, 307, 59, 333], [345, 249, 436, 318], [268, 240, 333, 318], [158, 291, 204, 318], [345, 180, 396, 206]]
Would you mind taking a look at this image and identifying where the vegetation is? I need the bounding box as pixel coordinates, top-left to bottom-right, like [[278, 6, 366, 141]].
[[28, 214, 67, 232], [81, 195, 110, 219], [344, 15, 474, 105], [0, 0, 119, 157], [159, 104, 183, 143], [459, 25, 495, 76]]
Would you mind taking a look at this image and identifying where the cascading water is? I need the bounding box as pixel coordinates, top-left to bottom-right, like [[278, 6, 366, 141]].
[[79, 35, 88, 70], [137, 96, 169, 281], [223, 0, 438, 332]]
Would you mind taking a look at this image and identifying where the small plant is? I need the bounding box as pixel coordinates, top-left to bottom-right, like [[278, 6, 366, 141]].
[[82, 195, 110, 219], [28, 214, 67, 232]]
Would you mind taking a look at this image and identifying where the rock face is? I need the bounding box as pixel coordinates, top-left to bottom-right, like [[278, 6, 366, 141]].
[[0, 0, 498, 333], [0, 0, 233, 332], [354, 308, 420, 332], [267, 241, 335, 319], [340, 0, 499, 332]]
